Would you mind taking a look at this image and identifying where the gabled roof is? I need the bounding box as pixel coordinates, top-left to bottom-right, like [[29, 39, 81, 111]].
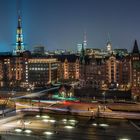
[[54, 54, 79, 62], [132, 40, 139, 54]]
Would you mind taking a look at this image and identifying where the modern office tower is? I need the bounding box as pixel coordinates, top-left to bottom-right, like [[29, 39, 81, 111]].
[[77, 43, 83, 54], [83, 32, 87, 49], [131, 40, 140, 99], [27, 57, 58, 87]]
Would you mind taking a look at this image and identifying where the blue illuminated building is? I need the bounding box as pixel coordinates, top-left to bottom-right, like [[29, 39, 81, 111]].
[[13, 12, 25, 55]]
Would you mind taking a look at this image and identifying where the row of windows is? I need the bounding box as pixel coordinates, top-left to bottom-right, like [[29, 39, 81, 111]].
[[29, 64, 49, 67], [29, 67, 57, 71], [133, 57, 139, 60]]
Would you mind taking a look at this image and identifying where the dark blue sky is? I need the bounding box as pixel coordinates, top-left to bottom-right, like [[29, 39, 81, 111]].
[[0, 0, 140, 52]]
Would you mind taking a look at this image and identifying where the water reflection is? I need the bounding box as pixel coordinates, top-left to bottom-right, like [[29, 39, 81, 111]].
[[12, 114, 139, 140]]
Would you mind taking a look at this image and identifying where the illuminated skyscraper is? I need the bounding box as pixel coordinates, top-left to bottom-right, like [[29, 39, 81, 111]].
[[83, 32, 87, 49], [77, 43, 82, 53]]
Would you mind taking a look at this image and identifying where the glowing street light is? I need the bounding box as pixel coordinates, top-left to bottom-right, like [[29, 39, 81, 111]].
[[44, 131, 53, 135], [119, 138, 131, 140], [65, 125, 74, 129], [99, 123, 109, 127], [24, 129, 32, 134], [35, 115, 40, 118], [15, 128, 22, 133]]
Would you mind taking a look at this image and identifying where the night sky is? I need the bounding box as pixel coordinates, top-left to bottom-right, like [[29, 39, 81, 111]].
[[0, 0, 140, 52]]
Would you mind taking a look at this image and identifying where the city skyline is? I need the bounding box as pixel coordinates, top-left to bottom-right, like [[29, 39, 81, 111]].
[[0, 0, 140, 52]]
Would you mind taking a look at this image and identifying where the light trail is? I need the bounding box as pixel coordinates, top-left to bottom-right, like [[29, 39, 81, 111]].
[[32, 100, 61, 104], [12, 86, 59, 99]]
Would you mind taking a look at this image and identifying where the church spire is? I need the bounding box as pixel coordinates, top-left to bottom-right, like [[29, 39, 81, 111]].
[[15, 11, 25, 55], [80, 44, 85, 64], [17, 11, 21, 28], [132, 40, 139, 54], [106, 33, 112, 53]]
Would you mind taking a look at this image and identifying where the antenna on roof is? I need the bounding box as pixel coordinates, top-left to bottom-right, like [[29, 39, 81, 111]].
[[17, 0, 22, 16], [83, 30, 87, 49], [107, 32, 111, 43]]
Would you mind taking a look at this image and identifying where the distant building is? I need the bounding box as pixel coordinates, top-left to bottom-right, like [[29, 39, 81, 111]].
[[85, 48, 103, 58], [33, 46, 45, 56], [106, 41, 112, 53], [77, 43, 83, 53], [83, 32, 87, 49], [114, 48, 128, 56]]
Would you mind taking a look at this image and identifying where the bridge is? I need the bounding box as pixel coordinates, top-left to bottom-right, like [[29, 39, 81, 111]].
[[12, 86, 59, 100], [0, 86, 60, 116]]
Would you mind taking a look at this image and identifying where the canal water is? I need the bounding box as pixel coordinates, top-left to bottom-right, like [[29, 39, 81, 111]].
[[42, 114, 140, 140], [1, 114, 140, 140]]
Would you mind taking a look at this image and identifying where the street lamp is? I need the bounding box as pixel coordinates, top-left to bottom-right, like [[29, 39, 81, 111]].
[[102, 92, 106, 110], [91, 110, 94, 120], [102, 92, 105, 103], [116, 83, 119, 90], [27, 88, 32, 107]]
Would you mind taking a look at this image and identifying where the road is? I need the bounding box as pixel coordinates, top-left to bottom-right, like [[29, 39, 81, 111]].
[[14, 100, 140, 119]]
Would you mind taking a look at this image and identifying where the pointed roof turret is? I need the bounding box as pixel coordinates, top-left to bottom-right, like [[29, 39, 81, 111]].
[[80, 44, 85, 64], [17, 11, 21, 28], [14, 10, 25, 55], [132, 40, 139, 54]]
